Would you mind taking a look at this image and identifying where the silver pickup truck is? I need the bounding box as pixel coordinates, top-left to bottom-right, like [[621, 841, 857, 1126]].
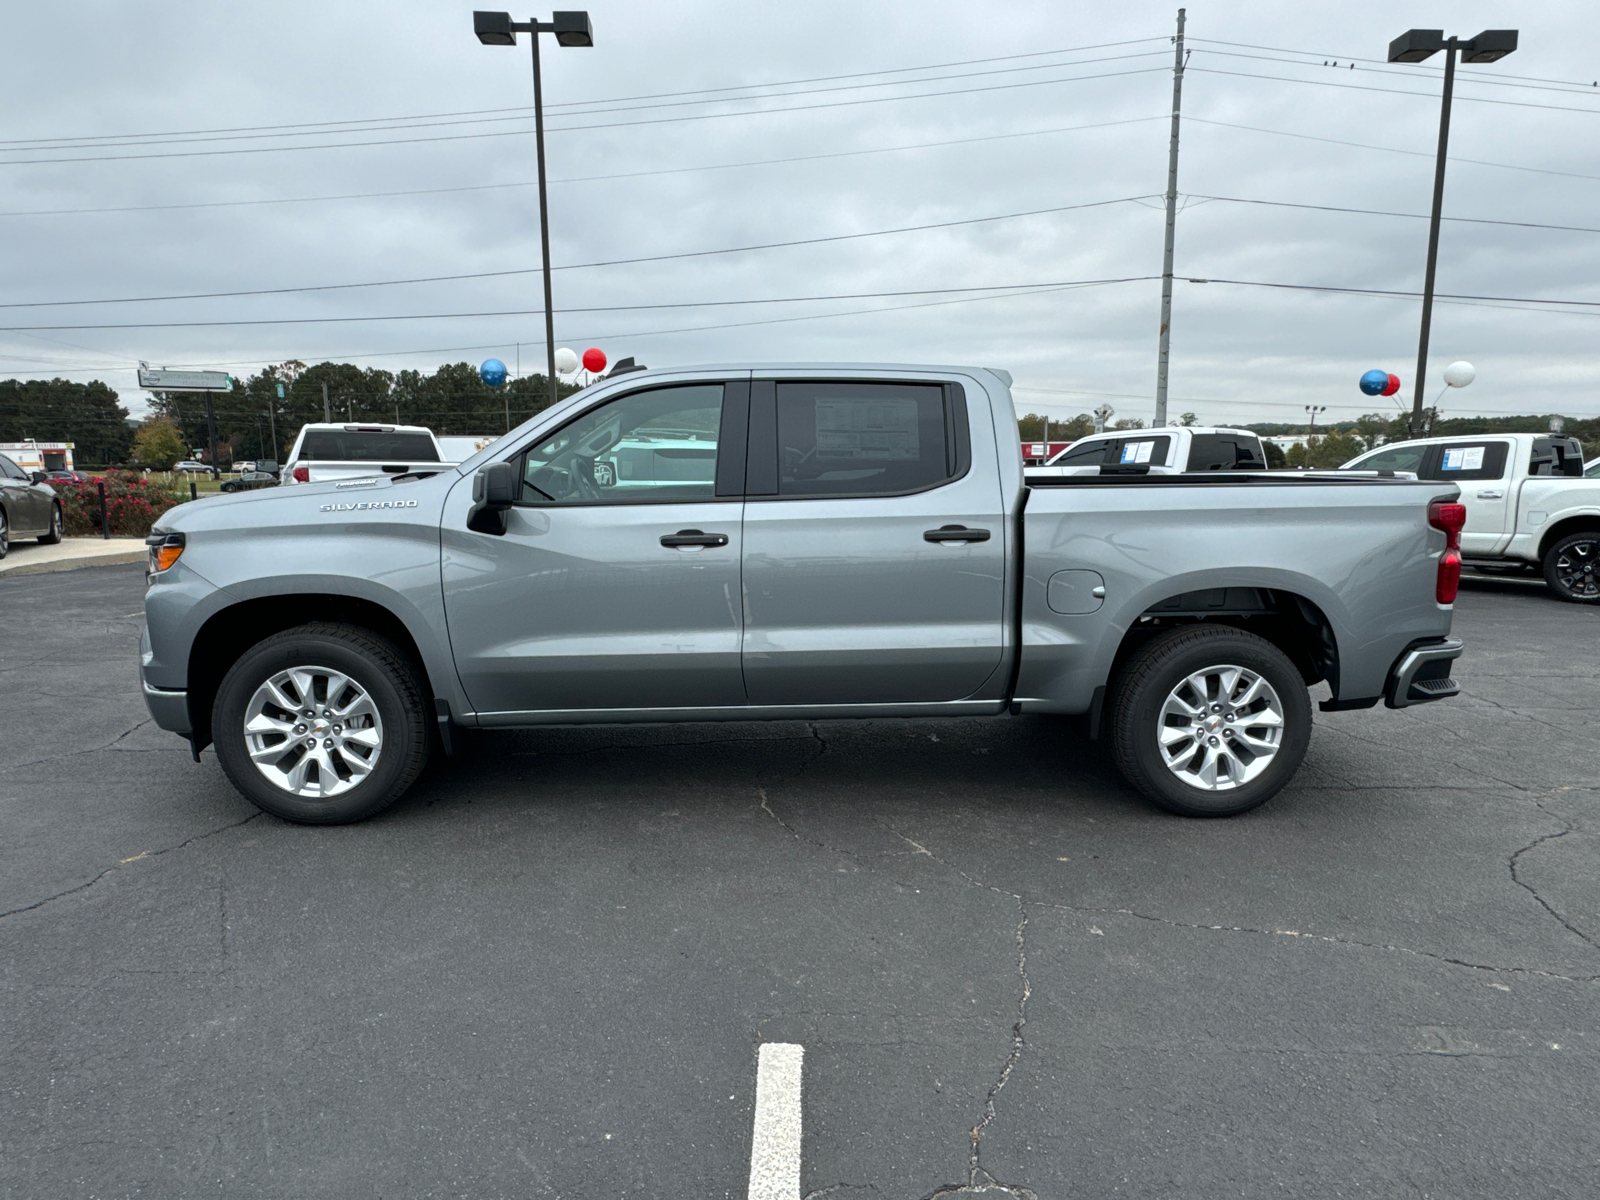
[[140, 363, 1465, 825]]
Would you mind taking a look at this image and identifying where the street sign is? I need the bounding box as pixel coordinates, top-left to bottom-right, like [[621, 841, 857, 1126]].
[[137, 368, 233, 392]]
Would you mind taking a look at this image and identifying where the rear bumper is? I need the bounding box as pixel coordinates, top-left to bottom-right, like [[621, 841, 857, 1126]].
[[1384, 637, 1464, 709], [143, 681, 192, 735]]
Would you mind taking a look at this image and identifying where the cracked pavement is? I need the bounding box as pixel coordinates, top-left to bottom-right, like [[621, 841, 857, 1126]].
[[2, 564, 1598, 1198]]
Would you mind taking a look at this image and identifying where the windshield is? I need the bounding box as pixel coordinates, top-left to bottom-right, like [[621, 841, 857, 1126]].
[[297, 430, 439, 462]]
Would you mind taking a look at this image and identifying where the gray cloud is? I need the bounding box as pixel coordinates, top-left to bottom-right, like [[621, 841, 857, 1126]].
[[2, 0, 1596, 428]]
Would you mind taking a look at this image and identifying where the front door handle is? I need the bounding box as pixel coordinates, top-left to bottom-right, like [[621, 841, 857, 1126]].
[[660, 529, 729, 548], [924, 525, 992, 543], [1476, 490, 1504, 500]]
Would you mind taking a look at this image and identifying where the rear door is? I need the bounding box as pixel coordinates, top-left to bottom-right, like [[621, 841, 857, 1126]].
[[739, 376, 1007, 705], [1419, 439, 1514, 555], [0, 454, 45, 535], [442, 378, 750, 716]]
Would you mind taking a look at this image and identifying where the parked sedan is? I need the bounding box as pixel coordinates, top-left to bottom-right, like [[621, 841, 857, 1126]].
[[0, 452, 64, 557], [220, 472, 279, 494], [46, 469, 92, 484], [173, 461, 213, 475]]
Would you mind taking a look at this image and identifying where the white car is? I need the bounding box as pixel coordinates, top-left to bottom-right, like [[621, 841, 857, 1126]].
[[173, 460, 211, 474], [283, 423, 446, 485], [1341, 433, 1599, 602], [1026, 425, 1268, 478]]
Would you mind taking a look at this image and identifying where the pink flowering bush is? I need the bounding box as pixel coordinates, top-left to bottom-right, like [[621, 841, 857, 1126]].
[[56, 470, 180, 537]]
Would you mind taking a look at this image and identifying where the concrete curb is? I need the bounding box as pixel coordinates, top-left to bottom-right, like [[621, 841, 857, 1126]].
[[0, 542, 147, 580]]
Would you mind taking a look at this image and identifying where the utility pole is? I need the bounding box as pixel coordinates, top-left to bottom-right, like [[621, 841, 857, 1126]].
[[268, 386, 279, 462], [204, 393, 219, 478], [1153, 7, 1186, 429], [322, 381, 330, 423]]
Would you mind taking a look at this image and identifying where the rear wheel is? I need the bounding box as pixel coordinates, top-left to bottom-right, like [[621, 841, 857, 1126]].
[[1542, 532, 1600, 603], [38, 503, 63, 544], [0, 508, 8, 558], [212, 623, 430, 824], [1110, 626, 1312, 817]]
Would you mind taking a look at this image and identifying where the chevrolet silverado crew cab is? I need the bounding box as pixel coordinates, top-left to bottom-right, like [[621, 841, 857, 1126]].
[[283, 422, 447, 485], [141, 363, 1465, 825], [1340, 432, 1598, 603]]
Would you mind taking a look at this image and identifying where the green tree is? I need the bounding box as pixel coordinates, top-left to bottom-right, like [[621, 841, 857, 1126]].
[[1111, 417, 1147, 430], [1262, 440, 1287, 469], [1177, 412, 1198, 426], [1016, 413, 1049, 441], [132, 416, 186, 470], [1304, 432, 1365, 469], [0, 378, 132, 465], [1353, 412, 1390, 450]]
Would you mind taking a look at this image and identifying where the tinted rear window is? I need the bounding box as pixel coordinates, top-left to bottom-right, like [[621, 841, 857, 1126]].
[[297, 431, 439, 462], [775, 382, 951, 497]]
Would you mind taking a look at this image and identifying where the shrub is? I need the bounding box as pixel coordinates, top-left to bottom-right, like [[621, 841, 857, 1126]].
[[55, 470, 181, 537]]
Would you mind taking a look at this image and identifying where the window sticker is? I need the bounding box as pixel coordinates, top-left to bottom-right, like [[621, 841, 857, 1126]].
[[1441, 445, 1485, 472], [814, 398, 920, 460], [1120, 440, 1156, 464]]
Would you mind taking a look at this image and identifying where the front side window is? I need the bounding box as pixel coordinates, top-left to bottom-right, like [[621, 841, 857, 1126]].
[[0, 454, 26, 480], [1347, 443, 1426, 473], [776, 382, 951, 497], [520, 384, 724, 505]]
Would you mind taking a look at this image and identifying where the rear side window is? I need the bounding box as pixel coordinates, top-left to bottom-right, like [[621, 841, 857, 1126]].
[[774, 382, 953, 497], [298, 430, 440, 462], [1421, 441, 1509, 482], [1185, 434, 1265, 471], [1530, 437, 1584, 477]]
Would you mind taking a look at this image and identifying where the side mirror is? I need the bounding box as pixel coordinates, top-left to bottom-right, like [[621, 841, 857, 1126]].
[[30, 471, 49, 484], [467, 461, 517, 534]]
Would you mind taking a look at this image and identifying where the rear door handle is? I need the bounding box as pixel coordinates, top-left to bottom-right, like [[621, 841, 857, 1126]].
[[660, 529, 729, 548], [924, 525, 992, 543], [1476, 490, 1504, 499]]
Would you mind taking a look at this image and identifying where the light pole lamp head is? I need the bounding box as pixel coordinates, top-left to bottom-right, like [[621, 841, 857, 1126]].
[[552, 11, 593, 47], [474, 11, 517, 45], [1462, 30, 1517, 63], [1388, 29, 1444, 63]]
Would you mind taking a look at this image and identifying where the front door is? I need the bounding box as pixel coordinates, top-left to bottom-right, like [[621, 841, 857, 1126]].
[[739, 378, 1007, 706], [442, 380, 749, 716]]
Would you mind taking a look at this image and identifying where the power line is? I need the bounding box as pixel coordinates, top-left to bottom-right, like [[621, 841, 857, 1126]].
[[1185, 117, 1600, 183], [1185, 277, 1600, 311], [1192, 46, 1600, 100], [0, 37, 1168, 148], [0, 50, 1172, 155], [1188, 64, 1600, 118], [1190, 193, 1600, 236], [0, 276, 1160, 332], [1187, 37, 1600, 93], [0, 117, 1166, 218], [0, 65, 1171, 167], [0, 196, 1158, 310]]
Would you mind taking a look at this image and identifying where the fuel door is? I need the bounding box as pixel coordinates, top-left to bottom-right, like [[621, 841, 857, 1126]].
[[1047, 569, 1105, 615]]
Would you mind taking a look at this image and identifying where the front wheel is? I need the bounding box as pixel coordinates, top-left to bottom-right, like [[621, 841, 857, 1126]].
[[212, 623, 431, 824], [1542, 532, 1600, 603], [1109, 626, 1312, 817]]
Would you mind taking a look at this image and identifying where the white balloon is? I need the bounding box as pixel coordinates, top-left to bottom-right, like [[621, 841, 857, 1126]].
[[1442, 360, 1476, 388], [553, 347, 580, 375]]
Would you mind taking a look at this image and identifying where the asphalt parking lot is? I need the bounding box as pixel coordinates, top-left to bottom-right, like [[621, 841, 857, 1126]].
[[2, 564, 1597, 1199]]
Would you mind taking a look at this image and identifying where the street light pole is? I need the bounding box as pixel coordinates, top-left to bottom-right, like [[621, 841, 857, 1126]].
[[475, 11, 594, 412], [1388, 28, 1518, 438]]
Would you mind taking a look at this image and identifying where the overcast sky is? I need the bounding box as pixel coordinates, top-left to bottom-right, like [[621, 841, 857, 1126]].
[[2, 0, 1597, 428]]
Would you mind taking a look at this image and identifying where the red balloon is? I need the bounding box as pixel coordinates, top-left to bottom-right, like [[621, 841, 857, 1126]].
[[1381, 373, 1401, 397], [582, 347, 607, 374]]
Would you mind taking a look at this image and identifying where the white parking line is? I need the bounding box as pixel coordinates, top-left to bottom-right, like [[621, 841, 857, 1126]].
[[748, 1042, 803, 1200]]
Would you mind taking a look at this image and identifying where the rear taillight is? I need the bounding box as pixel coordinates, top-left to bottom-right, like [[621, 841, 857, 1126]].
[[1428, 500, 1465, 605], [292, 465, 309, 483]]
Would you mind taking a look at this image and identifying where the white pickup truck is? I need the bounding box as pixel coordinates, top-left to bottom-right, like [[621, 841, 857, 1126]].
[[1341, 432, 1598, 603], [1027, 426, 1268, 478], [283, 424, 447, 486]]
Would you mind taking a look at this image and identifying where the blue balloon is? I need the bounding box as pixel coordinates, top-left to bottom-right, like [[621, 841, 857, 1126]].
[[1358, 368, 1388, 396], [480, 358, 508, 388]]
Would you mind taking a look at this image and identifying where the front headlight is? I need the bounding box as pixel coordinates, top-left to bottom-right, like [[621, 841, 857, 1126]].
[[146, 530, 186, 575]]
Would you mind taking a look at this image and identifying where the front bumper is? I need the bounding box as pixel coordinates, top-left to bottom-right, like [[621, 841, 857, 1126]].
[[1385, 637, 1464, 709], [142, 681, 192, 735]]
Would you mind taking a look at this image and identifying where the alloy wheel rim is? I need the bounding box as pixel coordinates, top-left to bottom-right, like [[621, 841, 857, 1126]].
[[1157, 664, 1285, 791], [1554, 540, 1600, 598], [243, 665, 383, 798]]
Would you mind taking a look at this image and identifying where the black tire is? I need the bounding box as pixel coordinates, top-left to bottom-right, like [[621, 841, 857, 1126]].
[[0, 507, 8, 559], [38, 503, 63, 545], [1542, 532, 1600, 604], [1109, 625, 1312, 818], [212, 623, 431, 824]]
